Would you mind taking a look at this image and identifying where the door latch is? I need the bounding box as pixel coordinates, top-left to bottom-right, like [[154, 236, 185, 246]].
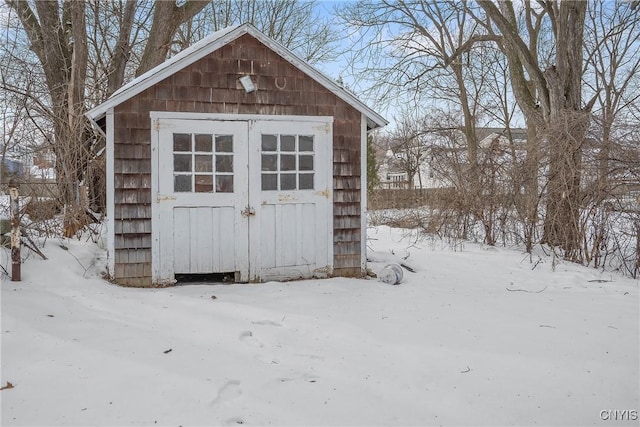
[[241, 206, 256, 217]]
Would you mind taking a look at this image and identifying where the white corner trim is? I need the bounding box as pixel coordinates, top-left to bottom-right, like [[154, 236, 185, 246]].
[[361, 113, 368, 273], [327, 120, 335, 275], [150, 116, 161, 284], [105, 108, 115, 278]]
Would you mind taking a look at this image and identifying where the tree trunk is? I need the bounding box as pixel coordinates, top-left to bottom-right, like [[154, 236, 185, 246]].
[[136, 0, 210, 76], [478, 0, 589, 256], [541, 107, 588, 257], [539, 2, 588, 257], [520, 121, 540, 252], [107, 0, 137, 96], [8, 0, 90, 211]]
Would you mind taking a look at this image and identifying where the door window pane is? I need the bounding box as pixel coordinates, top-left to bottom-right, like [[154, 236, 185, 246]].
[[173, 133, 191, 151], [299, 155, 313, 171], [280, 154, 296, 171], [215, 135, 233, 152], [262, 174, 277, 190], [195, 155, 212, 172], [195, 175, 213, 192], [299, 173, 314, 190], [281, 135, 295, 151], [281, 173, 296, 190], [216, 155, 233, 173], [195, 134, 212, 152], [174, 154, 192, 172], [299, 135, 314, 152], [216, 175, 233, 193], [174, 175, 191, 192], [261, 134, 277, 151], [262, 154, 277, 171]]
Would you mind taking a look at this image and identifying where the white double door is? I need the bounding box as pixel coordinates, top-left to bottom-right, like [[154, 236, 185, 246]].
[[153, 116, 332, 283]]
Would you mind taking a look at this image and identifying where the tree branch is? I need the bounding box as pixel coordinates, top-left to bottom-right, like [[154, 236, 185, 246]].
[[136, 0, 210, 76], [107, 0, 136, 95], [444, 34, 502, 68], [6, 0, 44, 61], [476, 0, 550, 116]]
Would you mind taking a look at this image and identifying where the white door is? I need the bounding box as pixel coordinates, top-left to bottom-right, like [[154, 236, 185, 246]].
[[247, 120, 333, 281], [156, 119, 249, 282], [153, 115, 332, 284]]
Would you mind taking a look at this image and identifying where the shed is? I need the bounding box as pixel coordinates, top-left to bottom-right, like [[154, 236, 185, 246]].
[[87, 23, 387, 287]]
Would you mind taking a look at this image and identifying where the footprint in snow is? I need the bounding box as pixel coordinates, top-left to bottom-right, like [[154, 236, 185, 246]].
[[211, 380, 242, 406], [223, 416, 245, 425], [251, 320, 282, 327], [239, 330, 264, 348]]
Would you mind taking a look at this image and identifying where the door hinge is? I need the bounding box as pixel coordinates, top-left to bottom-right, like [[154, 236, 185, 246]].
[[156, 194, 176, 202], [313, 123, 331, 134]]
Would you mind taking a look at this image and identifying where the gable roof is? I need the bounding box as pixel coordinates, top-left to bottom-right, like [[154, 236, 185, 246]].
[[86, 23, 387, 130], [476, 127, 527, 143]]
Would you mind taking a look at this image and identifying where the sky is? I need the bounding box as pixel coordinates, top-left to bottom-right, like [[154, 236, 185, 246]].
[[311, 1, 402, 126]]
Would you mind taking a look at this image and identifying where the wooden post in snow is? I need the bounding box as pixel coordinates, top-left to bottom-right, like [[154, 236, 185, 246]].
[[9, 179, 20, 281]]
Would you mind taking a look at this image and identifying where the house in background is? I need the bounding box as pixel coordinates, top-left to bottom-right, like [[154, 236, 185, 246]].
[[30, 146, 56, 181], [375, 127, 528, 190], [1, 142, 57, 182], [87, 23, 386, 287], [1, 143, 27, 180]]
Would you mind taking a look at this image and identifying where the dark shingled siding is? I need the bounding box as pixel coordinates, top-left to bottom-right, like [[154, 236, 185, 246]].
[[112, 34, 363, 286]]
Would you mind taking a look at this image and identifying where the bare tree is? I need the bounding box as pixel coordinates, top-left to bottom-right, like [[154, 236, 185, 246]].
[[471, 0, 594, 257], [172, 0, 340, 66], [340, 2, 484, 163], [136, 1, 209, 76], [584, 1, 640, 192], [341, 1, 531, 246], [4, 0, 210, 227], [381, 115, 431, 189], [579, 1, 640, 268], [3, 0, 347, 236], [340, 0, 638, 272], [84, 0, 149, 100], [5, 1, 89, 213]]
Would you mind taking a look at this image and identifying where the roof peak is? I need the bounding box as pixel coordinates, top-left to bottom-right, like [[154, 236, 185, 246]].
[[87, 23, 386, 129]]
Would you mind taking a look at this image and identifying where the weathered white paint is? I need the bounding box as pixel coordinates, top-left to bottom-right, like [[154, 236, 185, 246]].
[[173, 207, 236, 273], [154, 118, 248, 284], [151, 114, 332, 283], [105, 108, 115, 278], [248, 119, 333, 281], [361, 112, 368, 274], [150, 112, 333, 124]]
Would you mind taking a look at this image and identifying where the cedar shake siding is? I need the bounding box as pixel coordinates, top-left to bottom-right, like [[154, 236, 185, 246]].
[[112, 34, 363, 286]]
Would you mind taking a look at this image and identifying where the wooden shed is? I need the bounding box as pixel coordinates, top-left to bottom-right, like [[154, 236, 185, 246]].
[[87, 23, 387, 287]]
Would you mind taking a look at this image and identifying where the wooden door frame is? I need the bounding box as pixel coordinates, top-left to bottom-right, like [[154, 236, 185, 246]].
[[150, 112, 334, 284], [151, 116, 249, 284], [247, 118, 334, 282]]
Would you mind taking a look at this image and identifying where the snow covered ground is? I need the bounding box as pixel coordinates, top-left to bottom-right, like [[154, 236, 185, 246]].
[[1, 226, 638, 426]]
